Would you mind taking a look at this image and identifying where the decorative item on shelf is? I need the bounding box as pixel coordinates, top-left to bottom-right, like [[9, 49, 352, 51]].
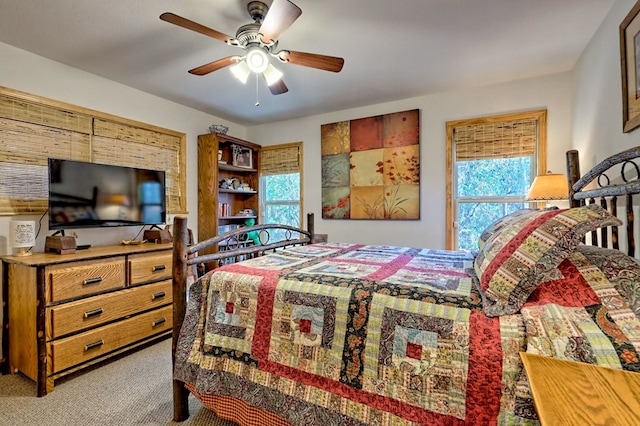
[[10, 220, 36, 256], [231, 144, 253, 168], [218, 224, 238, 234], [525, 171, 569, 210], [220, 178, 241, 189], [218, 150, 225, 163], [45, 235, 77, 255], [121, 239, 148, 245], [243, 218, 261, 245], [209, 124, 229, 134], [143, 226, 172, 244], [238, 208, 255, 216], [219, 203, 229, 217]]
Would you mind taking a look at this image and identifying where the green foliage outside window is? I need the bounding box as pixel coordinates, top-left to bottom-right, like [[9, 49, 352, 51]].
[[456, 157, 532, 251], [263, 173, 301, 240], [264, 173, 300, 202]]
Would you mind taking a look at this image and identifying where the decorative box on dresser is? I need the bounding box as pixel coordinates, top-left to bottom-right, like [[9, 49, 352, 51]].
[[1, 243, 173, 396]]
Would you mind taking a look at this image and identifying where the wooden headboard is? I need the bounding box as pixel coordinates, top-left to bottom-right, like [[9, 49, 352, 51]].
[[567, 147, 640, 256]]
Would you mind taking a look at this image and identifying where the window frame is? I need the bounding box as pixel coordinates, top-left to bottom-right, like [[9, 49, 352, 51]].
[[445, 109, 547, 250], [259, 142, 304, 227]]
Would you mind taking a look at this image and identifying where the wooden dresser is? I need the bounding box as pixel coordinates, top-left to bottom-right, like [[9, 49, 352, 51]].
[[1, 243, 173, 396]]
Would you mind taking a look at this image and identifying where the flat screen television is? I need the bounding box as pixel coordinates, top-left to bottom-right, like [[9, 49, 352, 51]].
[[48, 158, 167, 230]]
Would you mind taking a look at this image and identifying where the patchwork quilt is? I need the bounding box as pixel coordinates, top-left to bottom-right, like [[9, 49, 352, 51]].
[[174, 243, 640, 425]]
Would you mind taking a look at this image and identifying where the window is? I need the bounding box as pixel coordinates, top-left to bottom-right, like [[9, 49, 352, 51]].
[[259, 143, 303, 233], [445, 110, 547, 250]]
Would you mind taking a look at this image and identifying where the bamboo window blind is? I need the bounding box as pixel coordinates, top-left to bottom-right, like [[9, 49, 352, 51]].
[[0, 86, 186, 216], [260, 143, 301, 176], [454, 118, 538, 161]]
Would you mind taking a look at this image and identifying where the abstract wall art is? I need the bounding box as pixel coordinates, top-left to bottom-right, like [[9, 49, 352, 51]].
[[321, 109, 420, 220]]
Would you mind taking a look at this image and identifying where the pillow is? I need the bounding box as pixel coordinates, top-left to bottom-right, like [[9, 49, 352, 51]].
[[521, 303, 640, 371], [474, 204, 622, 317], [477, 209, 538, 251], [575, 245, 640, 318]]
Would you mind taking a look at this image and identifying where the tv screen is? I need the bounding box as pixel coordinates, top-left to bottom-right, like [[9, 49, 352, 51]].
[[48, 158, 166, 230]]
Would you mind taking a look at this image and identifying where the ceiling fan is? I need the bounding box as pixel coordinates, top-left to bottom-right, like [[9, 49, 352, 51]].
[[160, 0, 345, 96]]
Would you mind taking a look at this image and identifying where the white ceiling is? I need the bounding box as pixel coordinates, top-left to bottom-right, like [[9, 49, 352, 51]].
[[0, 0, 616, 126]]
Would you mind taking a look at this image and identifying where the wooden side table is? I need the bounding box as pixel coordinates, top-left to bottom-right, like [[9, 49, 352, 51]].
[[520, 352, 640, 425]]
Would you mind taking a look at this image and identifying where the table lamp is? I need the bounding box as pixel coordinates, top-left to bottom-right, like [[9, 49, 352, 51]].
[[10, 220, 36, 256], [525, 172, 569, 209]]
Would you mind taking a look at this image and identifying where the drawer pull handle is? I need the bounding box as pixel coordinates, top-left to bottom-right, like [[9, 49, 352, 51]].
[[83, 308, 104, 318], [83, 277, 103, 286], [84, 340, 104, 351], [152, 291, 166, 300], [152, 265, 166, 272], [152, 318, 167, 327]]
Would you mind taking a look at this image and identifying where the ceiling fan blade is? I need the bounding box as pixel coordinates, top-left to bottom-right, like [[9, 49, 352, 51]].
[[281, 51, 344, 73], [259, 0, 302, 43], [189, 57, 237, 76], [267, 77, 289, 95], [160, 12, 234, 45]]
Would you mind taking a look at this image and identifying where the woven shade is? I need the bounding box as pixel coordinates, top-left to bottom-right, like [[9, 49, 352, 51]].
[[0, 87, 186, 215], [455, 119, 537, 161], [526, 172, 569, 201], [260, 144, 300, 176]]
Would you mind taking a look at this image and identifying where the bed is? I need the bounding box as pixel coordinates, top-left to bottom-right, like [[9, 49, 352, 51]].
[[170, 147, 640, 425]]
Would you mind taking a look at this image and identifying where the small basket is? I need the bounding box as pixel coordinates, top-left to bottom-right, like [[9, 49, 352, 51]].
[[209, 124, 229, 134]]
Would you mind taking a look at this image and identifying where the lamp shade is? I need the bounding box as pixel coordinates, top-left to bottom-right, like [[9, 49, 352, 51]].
[[245, 47, 269, 73], [10, 220, 36, 256], [263, 63, 283, 86], [525, 172, 569, 201], [230, 60, 251, 84]]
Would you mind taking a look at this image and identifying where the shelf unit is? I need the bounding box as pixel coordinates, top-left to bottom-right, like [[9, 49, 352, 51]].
[[198, 133, 261, 262]]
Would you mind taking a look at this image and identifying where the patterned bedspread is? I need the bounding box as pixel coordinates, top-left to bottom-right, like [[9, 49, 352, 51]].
[[174, 243, 640, 425]]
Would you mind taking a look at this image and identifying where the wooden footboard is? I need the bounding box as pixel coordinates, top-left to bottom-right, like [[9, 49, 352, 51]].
[[171, 213, 314, 421]]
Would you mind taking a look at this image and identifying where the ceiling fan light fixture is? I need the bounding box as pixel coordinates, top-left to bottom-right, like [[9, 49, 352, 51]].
[[246, 47, 269, 73], [230, 60, 251, 84], [263, 63, 283, 86]]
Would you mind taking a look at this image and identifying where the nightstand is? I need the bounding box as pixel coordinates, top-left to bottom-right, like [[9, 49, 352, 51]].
[[520, 352, 640, 425]]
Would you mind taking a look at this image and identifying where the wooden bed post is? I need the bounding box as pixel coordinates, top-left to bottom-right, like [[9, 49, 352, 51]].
[[307, 212, 315, 241], [172, 215, 190, 421], [566, 149, 581, 208]]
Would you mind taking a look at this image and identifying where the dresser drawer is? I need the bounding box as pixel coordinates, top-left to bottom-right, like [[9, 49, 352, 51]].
[[49, 305, 172, 373], [128, 252, 172, 284], [47, 280, 173, 339], [46, 258, 126, 303]]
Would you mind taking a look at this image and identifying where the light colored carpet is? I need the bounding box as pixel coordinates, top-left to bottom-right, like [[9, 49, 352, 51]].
[[0, 339, 238, 426]]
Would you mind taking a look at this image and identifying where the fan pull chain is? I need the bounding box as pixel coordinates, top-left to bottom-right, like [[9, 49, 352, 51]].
[[255, 73, 260, 107]]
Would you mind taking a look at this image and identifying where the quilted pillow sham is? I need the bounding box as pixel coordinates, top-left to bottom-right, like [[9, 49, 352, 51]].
[[575, 245, 640, 318], [474, 204, 622, 317], [521, 302, 640, 371], [477, 209, 538, 251]]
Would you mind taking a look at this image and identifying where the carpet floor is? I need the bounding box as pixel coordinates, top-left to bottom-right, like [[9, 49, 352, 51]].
[[0, 339, 238, 426]]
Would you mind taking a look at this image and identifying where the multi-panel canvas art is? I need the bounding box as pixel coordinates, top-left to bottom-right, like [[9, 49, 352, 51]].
[[321, 109, 420, 219]]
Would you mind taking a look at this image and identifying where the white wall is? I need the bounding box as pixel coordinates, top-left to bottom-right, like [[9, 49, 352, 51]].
[[572, 0, 640, 167], [248, 73, 573, 249], [0, 42, 243, 254], [0, 42, 576, 253], [0, 42, 241, 356]]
